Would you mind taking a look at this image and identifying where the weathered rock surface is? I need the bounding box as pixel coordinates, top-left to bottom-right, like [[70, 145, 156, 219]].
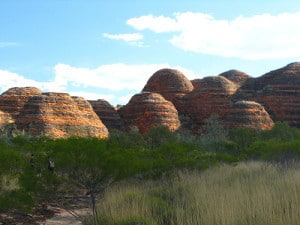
[[142, 68, 194, 114], [89, 99, 124, 131], [118, 92, 180, 133], [225, 101, 274, 130], [0, 87, 42, 118], [0, 110, 14, 126], [219, 69, 251, 86], [186, 76, 238, 131], [16, 92, 109, 139], [234, 62, 300, 128]]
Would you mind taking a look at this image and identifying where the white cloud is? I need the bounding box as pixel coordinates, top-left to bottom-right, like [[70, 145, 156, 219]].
[[0, 70, 44, 92], [0, 63, 198, 105], [127, 12, 300, 60], [54, 63, 198, 92], [103, 33, 144, 47], [70, 91, 115, 102], [103, 33, 143, 41], [127, 15, 179, 32]]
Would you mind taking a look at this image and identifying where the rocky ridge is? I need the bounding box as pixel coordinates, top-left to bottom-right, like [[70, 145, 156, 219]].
[[1, 62, 300, 137]]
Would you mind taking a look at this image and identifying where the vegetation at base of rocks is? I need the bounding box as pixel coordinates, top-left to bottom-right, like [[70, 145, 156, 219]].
[[1, 118, 300, 223]]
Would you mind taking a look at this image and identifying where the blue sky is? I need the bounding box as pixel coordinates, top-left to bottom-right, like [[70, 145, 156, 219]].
[[1, 0, 300, 105]]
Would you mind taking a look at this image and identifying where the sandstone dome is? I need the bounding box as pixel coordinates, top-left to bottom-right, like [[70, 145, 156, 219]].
[[192, 76, 238, 94], [219, 69, 251, 86], [118, 92, 180, 133], [0, 87, 42, 117], [142, 68, 194, 100], [186, 76, 238, 131], [234, 62, 300, 128], [225, 101, 274, 130], [142, 68, 194, 116], [16, 92, 109, 139]]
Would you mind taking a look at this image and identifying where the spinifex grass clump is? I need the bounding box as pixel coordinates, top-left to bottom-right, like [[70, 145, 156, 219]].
[[93, 161, 300, 225]]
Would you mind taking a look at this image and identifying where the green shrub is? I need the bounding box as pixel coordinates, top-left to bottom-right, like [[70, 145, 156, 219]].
[[246, 140, 300, 161]]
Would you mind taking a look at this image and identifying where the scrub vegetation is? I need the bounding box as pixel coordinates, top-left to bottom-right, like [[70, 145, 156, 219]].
[[1, 118, 300, 224]]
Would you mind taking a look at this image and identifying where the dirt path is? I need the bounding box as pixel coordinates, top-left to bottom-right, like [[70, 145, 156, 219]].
[[41, 207, 91, 225], [0, 197, 92, 225]]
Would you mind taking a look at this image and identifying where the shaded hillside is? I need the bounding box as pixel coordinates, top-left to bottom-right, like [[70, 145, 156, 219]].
[[89, 99, 124, 131]]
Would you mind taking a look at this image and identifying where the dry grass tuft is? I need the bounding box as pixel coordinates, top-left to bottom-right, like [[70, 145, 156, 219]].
[[94, 161, 300, 225]]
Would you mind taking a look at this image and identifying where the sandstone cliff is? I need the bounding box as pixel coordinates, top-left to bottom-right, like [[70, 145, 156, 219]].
[[16, 92, 109, 139], [118, 92, 180, 133], [225, 101, 274, 130], [89, 99, 124, 131]]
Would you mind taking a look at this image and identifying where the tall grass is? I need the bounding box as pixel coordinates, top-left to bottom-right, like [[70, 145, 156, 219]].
[[91, 161, 300, 225]]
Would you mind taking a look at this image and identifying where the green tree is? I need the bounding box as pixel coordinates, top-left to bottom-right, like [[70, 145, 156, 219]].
[[198, 114, 228, 152], [51, 137, 138, 222]]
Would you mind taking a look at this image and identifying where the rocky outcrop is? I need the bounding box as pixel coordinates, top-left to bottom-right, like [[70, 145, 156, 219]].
[[225, 101, 274, 130], [234, 62, 300, 128], [0, 87, 42, 118], [16, 92, 109, 139], [142, 68, 194, 114], [219, 70, 251, 86], [186, 76, 238, 131], [118, 92, 180, 133], [89, 99, 124, 131]]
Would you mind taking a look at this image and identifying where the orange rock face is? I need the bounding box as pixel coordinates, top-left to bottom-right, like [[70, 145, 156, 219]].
[[142, 68, 194, 114], [89, 99, 124, 131], [0, 87, 42, 118], [16, 93, 109, 139], [234, 62, 300, 128], [186, 76, 238, 131], [0, 110, 14, 126], [118, 92, 180, 133], [225, 101, 274, 130]]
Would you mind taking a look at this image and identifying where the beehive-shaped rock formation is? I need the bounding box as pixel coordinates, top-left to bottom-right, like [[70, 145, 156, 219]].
[[225, 101, 274, 130], [118, 92, 180, 133], [16, 92, 109, 139], [219, 69, 251, 86], [234, 62, 300, 128], [0, 87, 42, 118], [186, 76, 238, 131], [89, 99, 124, 131], [142, 68, 194, 114]]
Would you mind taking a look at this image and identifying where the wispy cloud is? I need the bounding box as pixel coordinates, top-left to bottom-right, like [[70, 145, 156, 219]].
[[103, 33, 144, 47], [103, 33, 143, 41], [127, 12, 300, 60], [0, 42, 18, 48]]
